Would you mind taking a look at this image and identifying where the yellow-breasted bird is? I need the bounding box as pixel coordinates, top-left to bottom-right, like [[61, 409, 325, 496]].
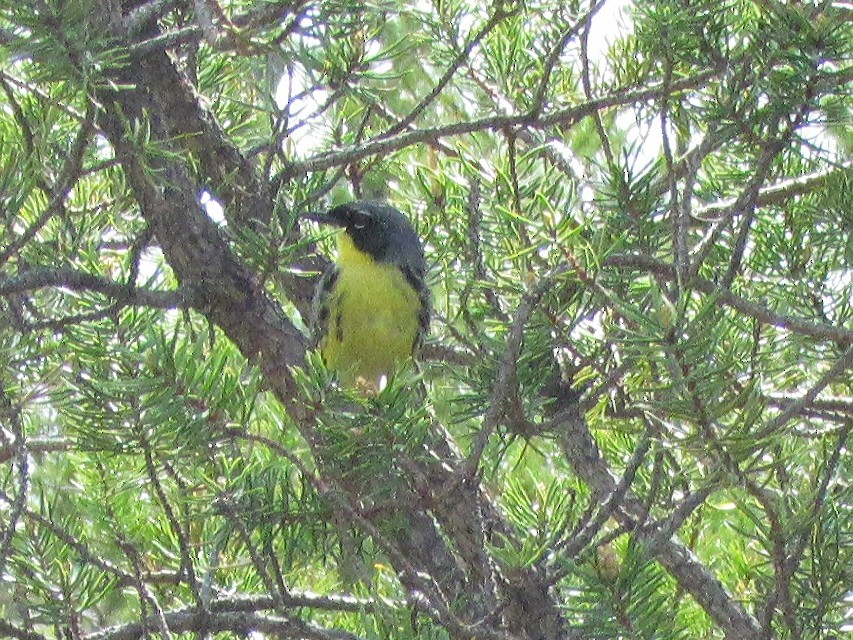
[[307, 201, 430, 391]]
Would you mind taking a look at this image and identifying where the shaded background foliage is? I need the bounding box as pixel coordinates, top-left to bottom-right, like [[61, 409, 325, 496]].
[[1, 0, 851, 639]]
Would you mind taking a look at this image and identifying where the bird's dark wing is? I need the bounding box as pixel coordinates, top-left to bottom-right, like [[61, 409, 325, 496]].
[[311, 265, 339, 349], [401, 264, 431, 351]]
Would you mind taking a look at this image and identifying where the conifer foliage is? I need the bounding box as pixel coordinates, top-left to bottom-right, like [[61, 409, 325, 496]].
[[1, 1, 851, 638]]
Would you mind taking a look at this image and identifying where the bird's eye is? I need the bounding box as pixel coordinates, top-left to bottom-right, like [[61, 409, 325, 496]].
[[351, 213, 371, 230]]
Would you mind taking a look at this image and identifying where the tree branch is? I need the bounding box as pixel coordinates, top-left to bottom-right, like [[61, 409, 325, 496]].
[[90, 24, 525, 638], [84, 609, 365, 640], [0, 268, 193, 309], [757, 345, 853, 438], [0, 436, 73, 464], [381, 4, 516, 138], [279, 70, 721, 179], [693, 159, 853, 221], [0, 620, 49, 640], [554, 409, 762, 640]]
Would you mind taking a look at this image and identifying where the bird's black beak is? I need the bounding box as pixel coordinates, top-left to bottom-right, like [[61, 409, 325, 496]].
[[302, 210, 341, 227]]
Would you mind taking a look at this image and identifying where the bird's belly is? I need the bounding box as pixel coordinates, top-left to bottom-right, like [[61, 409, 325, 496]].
[[322, 261, 421, 385]]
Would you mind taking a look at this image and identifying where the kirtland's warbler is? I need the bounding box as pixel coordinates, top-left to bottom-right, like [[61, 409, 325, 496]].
[[308, 201, 430, 390]]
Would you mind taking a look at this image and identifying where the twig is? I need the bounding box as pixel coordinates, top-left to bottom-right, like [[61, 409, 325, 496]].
[[693, 159, 853, 221], [463, 265, 572, 480], [691, 138, 785, 284], [278, 70, 721, 180], [0, 488, 137, 584], [657, 55, 688, 282], [781, 421, 852, 598], [554, 426, 653, 568], [553, 413, 762, 639], [0, 100, 93, 268], [757, 345, 853, 439], [84, 610, 365, 640], [128, 25, 203, 54], [530, 0, 606, 117], [138, 430, 202, 605], [0, 383, 27, 577], [0, 436, 72, 464], [381, 6, 514, 138], [577, 1, 614, 166], [94, 461, 174, 640], [0, 621, 49, 640], [604, 254, 853, 346], [124, 0, 176, 35], [465, 182, 507, 321]]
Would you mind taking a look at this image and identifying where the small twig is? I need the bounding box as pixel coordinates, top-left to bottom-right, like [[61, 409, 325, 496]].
[[124, 0, 176, 35], [94, 461, 173, 639], [0, 383, 28, 577], [677, 127, 726, 225], [465, 181, 507, 321], [462, 265, 572, 480], [786, 420, 851, 579], [24, 305, 123, 333], [553, 425, 653, 573], [213, 493, 293, 611], [0, 436, 72, 464], [128, 25, 203, 54], [757, 345, 853, 439], [643, 482, 719, 555], [657, 55, 687, 283], [0, 102, 94, 267], [553, 415, 762, 639], [690, 138, 785, 284], [138, 430, 202, 605], [382, 6, 514, 138], [0, 488, 137, 584], [604, 254, 853, 346], [577, 2, 614, 166]]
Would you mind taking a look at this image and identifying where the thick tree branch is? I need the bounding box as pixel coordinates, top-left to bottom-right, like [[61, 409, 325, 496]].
[[554, 410, 763, 640]]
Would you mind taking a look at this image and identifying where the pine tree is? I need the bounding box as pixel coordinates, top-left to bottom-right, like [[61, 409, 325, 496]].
[[1, 1, 851, 638]]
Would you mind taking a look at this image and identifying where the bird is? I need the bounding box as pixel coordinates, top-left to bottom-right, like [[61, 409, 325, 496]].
[[307, 200, 430, 392]]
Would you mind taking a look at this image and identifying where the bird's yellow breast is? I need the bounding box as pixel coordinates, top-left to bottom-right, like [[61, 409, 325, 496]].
[[320, 234, 422, 388]]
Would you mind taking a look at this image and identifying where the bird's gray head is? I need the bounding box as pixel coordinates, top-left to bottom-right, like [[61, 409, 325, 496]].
[[310, 200, 426, 273]]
